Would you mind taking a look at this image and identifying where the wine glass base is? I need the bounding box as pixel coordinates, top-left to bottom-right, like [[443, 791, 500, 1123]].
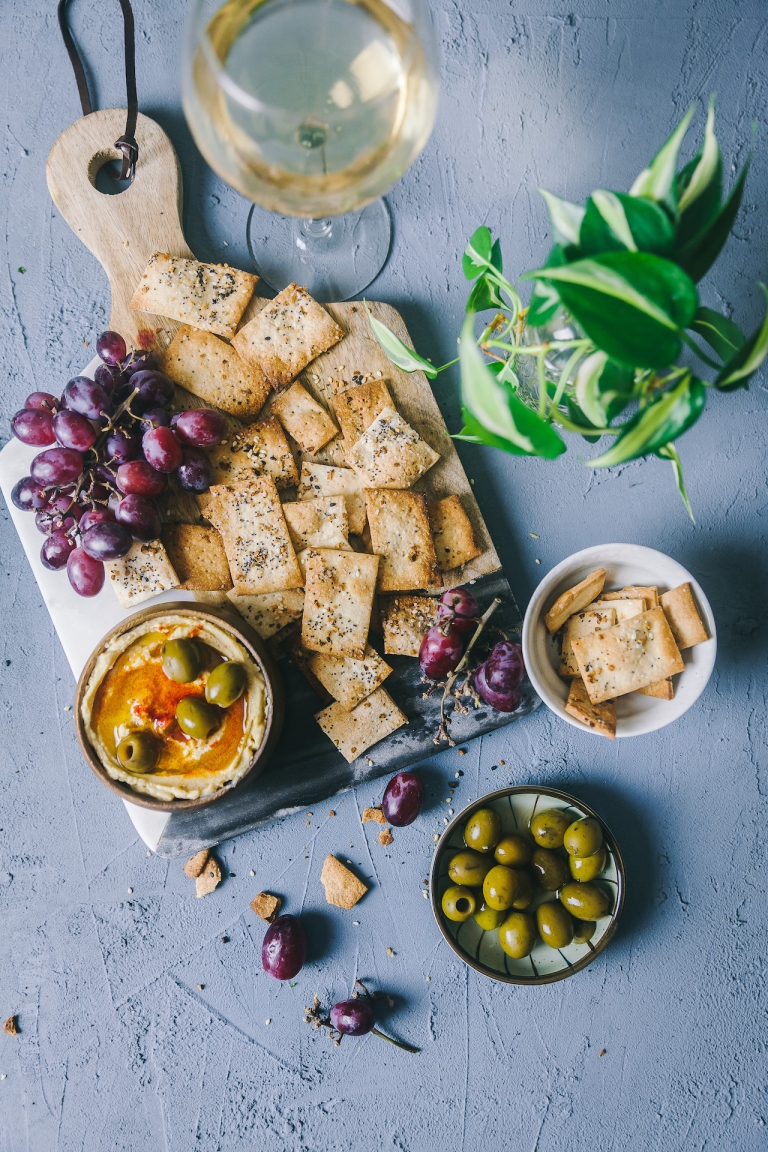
[[246, 199, 391, 303]]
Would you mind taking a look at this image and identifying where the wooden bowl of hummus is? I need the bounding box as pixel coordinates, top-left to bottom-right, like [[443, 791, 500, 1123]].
[[74, 602, 285, 812]]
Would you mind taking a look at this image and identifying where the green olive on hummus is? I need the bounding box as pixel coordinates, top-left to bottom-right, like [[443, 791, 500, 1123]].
[[80, 614, 266, 802]]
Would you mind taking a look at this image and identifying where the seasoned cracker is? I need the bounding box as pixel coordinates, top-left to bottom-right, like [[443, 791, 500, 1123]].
[[565, 677, 617, 739], [559, 607, 617, 677], [365, 489, 441, 592], [227, 588, 305, 639], [231, 283, 344, 388], [106, 540, 180, 608], [270, 381, 339, 454], [380, 594, 439, 656], [571, 606, 685, 704], [588, 597, 646, 621], [346, 406, 440, 488], [544, 568, 607, 634], [183, 850, 210, 878], [201, 416, 298, 508], [660, 583, 710, 649], [286, 634, 334, 703], [315, 688, 407, 763], [130, 253, 257, 338], [331, 378, 393, 445], [196, 856, 222, 897], [320, 854, 368, 909], [362, 807, 387, 825], [250, 892, 282, 922], [427, 495, 482, 572], [603, 585, 660, 608], [297, 462, 366, 535], [302, 549, 379, 659], [307, 643, 392, 711], [282, 496, 350, 551], [161, 325, 270, 420], [636, 678, 674, 700], [206, 476, 303, 594], [162, 524, 233, 592]]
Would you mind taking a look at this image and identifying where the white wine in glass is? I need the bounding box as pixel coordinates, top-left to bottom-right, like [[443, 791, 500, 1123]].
[[182, 0, 439, 299]]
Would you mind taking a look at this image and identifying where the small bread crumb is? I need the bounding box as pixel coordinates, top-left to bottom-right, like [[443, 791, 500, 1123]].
[[329, 810, 336, 817], [363, 807, 386, 825], [250, 891, 282, 922], [599, 1048, 607, 1057], [378, 828, 393, 846], [386, 947, 395, 957], [3, 1016, 18, 1036], [184, 849, 210, 879], [196, 857, 222, 897]]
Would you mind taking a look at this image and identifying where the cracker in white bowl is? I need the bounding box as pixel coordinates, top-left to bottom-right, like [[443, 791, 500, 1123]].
[[571, 606, 685, 704]]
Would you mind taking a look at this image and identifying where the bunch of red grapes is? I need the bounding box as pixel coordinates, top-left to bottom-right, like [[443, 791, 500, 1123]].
[[10, 330, 227, 598], [419, 587, 525, 712]]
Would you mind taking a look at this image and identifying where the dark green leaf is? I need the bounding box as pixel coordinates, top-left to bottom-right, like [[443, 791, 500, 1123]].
[[691, 306, 745, 363], [366, 309, 438, 378], [588, 376, 705, 467], [579, 191, 675, 257], [565, 398, 603, 442], [524, 251, 699, 368], [674, 155, 750, 282], [462, 226, 493, 280], [575, 351, 635, 425], [676, 100, 722, 248], [526, 244, 566, 329], [656, 443, 695, 522], [466, 274, 502, 315], [455, 409, 531, 456], [629, 107, 694, 209], [459, 318, 566, 458], [539, 190, 585, 247], [490, 238, 503, 275], [715, 283, 768, 391]]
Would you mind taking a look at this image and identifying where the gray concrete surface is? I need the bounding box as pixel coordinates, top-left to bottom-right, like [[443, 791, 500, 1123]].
[[1, 2, 767, 1149]]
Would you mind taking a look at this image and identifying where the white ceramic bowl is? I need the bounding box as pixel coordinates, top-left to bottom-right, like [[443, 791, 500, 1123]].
[[522, 544, 717, 738]]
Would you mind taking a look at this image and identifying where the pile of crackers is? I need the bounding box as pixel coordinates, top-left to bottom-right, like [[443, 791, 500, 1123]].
[[109, 253, 487, 764], [545, 568, 710, 738]]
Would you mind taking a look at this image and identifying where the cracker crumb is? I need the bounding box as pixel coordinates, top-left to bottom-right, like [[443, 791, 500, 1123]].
[[422, 890, 429, 898], [386, 947, 395, 957], [378, 828, 394, 846], [250, 870, 255, 876], [599, 1049, 607, 1057], [426, 976, 431, 982], [184, 849, 210, 879], [127, 888, 133, 894], [3, 1017, 18, 1036], [265, 1018, 271, 1025], [530, 532, 539, 539], [499, 760, 505, 766], [353, 920, 360, 926], [329, 810, 336, 817], [433, 834, 439, 841], [458, 749, 467, 756], [146, 851, 151, 857], [250, 892, 282, 922], [197, 984, 204, 991], [196, 857, 222, 897], [363, 807, 386, 825], [320, 855, 368, 909]]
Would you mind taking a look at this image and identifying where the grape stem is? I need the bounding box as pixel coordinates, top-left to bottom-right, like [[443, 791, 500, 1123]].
[[435, 597, 502, 746]]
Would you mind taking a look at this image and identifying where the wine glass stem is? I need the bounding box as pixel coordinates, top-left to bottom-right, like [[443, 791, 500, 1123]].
[[302, 218, 332, 239]]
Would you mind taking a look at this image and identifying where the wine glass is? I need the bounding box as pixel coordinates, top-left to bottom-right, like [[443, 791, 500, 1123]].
[[182, 0, 440, 301]]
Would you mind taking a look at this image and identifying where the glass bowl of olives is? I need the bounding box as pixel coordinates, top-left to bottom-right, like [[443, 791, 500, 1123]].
[[430, 785, 625, 984], [74, 601, 284, 811]]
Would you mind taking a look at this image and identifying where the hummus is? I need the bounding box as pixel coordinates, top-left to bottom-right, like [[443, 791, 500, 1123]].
[[81, 614, 267, 801]]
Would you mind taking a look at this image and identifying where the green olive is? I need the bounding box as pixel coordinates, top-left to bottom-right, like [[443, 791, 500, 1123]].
[[205, 660, 247, 708], [176, 695, 221, 740], [530, 848, 569, 891], [464, 807, 501, 853], [569, 847, 607, 882], [482, 865, 521, 911], [573, 919, 597, 945], [493, 833, 532, 868], [448, 849, 492, 887], [441, 885, 476, 922], [530, 808, 571, 848], [116, 731, 158, 773], [536, 902, 574, 949], [499, 911, 537, 959], [162, 638, 202, 684], [563, 816, 604, 858], [511, 869, 534, 910], [474, 902, 506, 931], [559, 881, 611, 921]]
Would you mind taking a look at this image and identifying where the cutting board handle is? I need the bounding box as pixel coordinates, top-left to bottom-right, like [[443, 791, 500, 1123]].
[[46, 108, 194, 351]]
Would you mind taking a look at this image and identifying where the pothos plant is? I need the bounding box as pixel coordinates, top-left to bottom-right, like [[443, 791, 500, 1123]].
[[368, 101, 768, 519]]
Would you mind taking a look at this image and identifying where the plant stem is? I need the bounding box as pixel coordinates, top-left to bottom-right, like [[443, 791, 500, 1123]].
[[548, 347, 584, 421], [370, 1027, 419, 1054], [483, 338, 590, 354], [552, 411, 615, 436], [434, 357, 460, 372], [437, 598, 501, 744], [537, 351, 547, 419]]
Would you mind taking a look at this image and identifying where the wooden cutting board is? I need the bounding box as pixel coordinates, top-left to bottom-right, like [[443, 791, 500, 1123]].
[[46, 107, 501, 586]]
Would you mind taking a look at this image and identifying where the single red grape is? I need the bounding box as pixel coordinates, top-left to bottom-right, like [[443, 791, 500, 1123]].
[[25, 392, 58, 412], [41, 531, 76, 570], [116, 460, 168, 498], [437, 586, 480, 635], [131, 370, 174, 412], [139, 407, 171, 431], [123, 350, 155, 378], [419, 623, 463, 680], [81, 522, 133, 561], [80, 507, 115, 533], [173, 408, 227, 448], [104, 427, 138, 463], [30, 447, 84, 486], [261, 915, 307, 980], [94, 364, 123, 393], [96, 330, 127, 365], [330, 999, 375, 1036], [67, 547, 105, 596], [382, 772, 425, 827], [116, 495, 160, 542], [52, 409, 97, 452], [176, 446, 213, 493], [142, 426, 182, 473], [11, 476, 49, 511], [11, 408, 56, 446], [63, 376, 112, 420], [484, 640, 525, 690], [474, 662, 522, 713]]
